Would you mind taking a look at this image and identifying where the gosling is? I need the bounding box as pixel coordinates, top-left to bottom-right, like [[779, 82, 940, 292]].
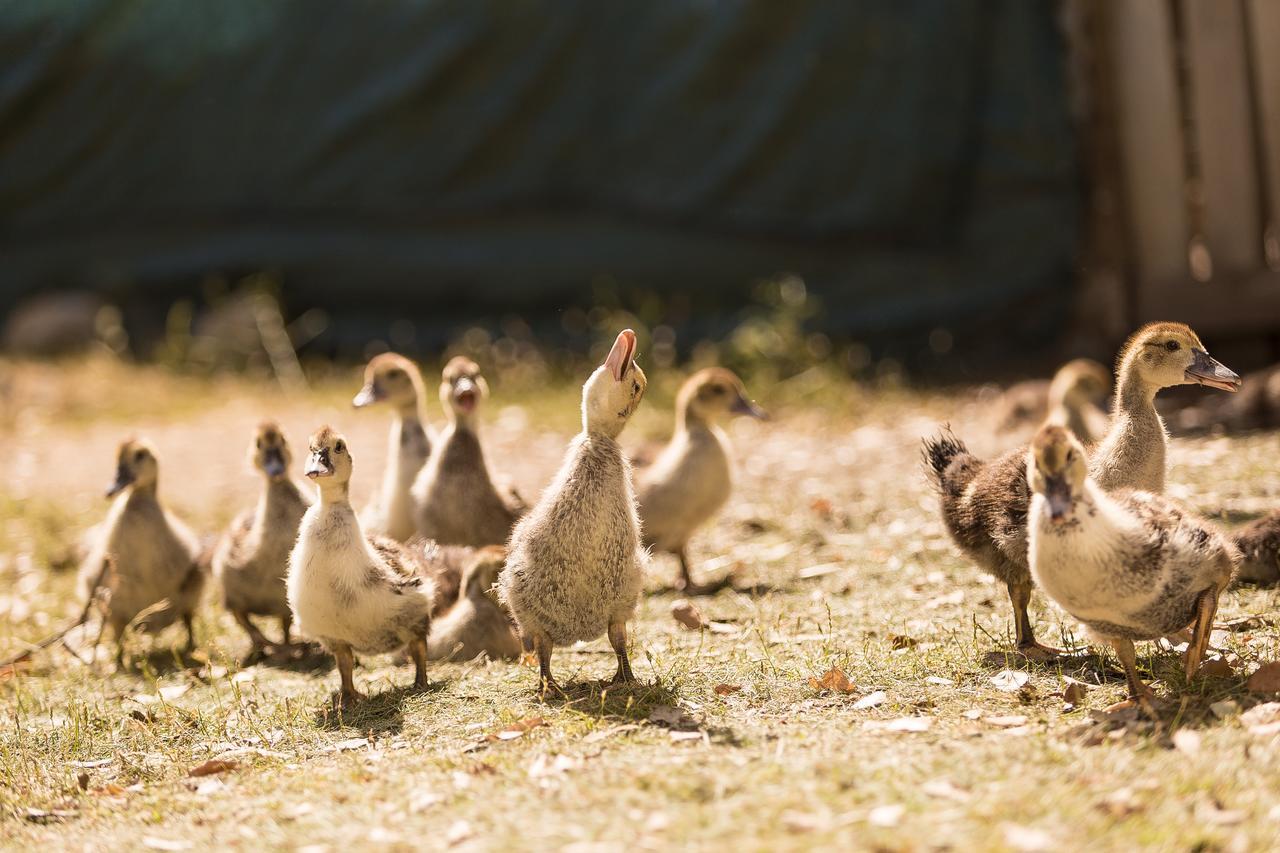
[[427, 546, 521, 661], [353, 353, 432, 542]]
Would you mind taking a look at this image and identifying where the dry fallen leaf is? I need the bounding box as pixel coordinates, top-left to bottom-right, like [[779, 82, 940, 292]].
[[852, 690, 887, 710], [1171, 729, 1202, 755], [1211, 699, 1241, 719], [188, 759, 237, 778], [158, 684, 190, 701], [925, 676, 955, 687], [1062, 680, 1088, 707], [1198, 800, 1247, 826], [670, 599, 705, 630], [990, 670, 1030, 692], [1196, 658, 1235, 679], [961, 709, 983, 720], [669, 730, 704, 743], [496, 717, 547, 741], [870, 716, 931, 733], [984, 715, 1028, 729], [330, 737, 369, 752], [810, 497, 834, 518], [142, 839, 192, 852], [648, 705, 699, 729], [809, 667, 857, 694], [1247, 662, 1280, 694], [713, 683, 742, 696]]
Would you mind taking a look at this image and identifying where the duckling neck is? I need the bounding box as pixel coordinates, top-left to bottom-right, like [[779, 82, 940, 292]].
[[1091, 371, 1165, 492], [677, 406, 713, 433], [316, 481, 351, 507]]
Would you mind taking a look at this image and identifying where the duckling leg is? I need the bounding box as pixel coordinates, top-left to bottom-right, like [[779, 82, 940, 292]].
[[532, 632, 564, 698], [1184, 584, 1220, 681], [676, 549, 732, 596], [1010, 579, 1065, 660], [232, 611, 271, 661], [332, 642, 364, 706], [408, 636, 430, 689], [279, 613, 293, 647], [1109, 638, 1158, 717], [181, 612, 197, 654], [608, 620, 635, 684]]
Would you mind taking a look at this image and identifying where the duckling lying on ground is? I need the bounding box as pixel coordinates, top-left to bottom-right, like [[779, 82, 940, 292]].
[[427, 545, 521, 661], [353, 353, 432, 542], [1026, 425, 1239, 706], [1172, 363, 1280, 434], [213, 422, 311, 661], [636, 368, 766, 594], [924, 323, 1239, 659], [79, 439, 205, 664], [411, 357, 524, 547], [995, 358, 1110, 441], [286, 426, 435, 705], [500, 330, 648, 696], [1233, 511, 1280, 585]]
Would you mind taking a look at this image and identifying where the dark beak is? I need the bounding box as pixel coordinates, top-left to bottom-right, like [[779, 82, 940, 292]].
[[263, 448, 286, 478], [1185, 349, 1241, 392], [453, 377, 478, 413], [105, 465, 134, 498], [731, 394, 769, 420], [304, 450, 334, 479], [352, 383, 384, 408], [1045, 477, 1073, 523]]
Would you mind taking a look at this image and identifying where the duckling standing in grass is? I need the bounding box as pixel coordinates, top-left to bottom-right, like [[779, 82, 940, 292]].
[[636, 368, 766, 594], [212, 422, 310, 661], [1026, 425, 1239, 706], [287, 426, 435, 705], [924, 323, 1239, 659], [1233, 511, 1280, 585], [427, 545, 521, 661], [500, 330, 648, 696], [411, 357, 524, 547], [79, 439, 205, 663], [353, 353, 432, 542]]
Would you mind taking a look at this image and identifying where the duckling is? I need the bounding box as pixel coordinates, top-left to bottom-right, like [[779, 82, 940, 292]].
[[924, 322, 1239, 659], [1173, 363, 1280, 434], [1233, 511, 1280, 585], [1043, 358, 1111, 445], [636, 368, 766, 594], [1026, 425, 1238, 704], [286, 426, 435, 705], [427, 545, 521, 661], [410, 357, 524, 547], [78, 439, 205, 662], [353, 353, 432, 542], [499, 330, 648, 695], [212, 422, 311, 660]]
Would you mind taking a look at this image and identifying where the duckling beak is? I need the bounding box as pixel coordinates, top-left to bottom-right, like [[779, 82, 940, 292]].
[[1186, 349, 1241, 392], [453, 377, 478, 413], [304, 450, 334, 479], [604, 329, 638, 382], [731, 395, 769, 420], [352, 383, 383, 408], [105, 466, 134, 498], [1044, 477, 1073, 523], [262, 448, 286, 478]]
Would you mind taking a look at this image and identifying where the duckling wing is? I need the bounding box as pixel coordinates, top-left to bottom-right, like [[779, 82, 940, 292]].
[[215, 510, 256, 572], [402, 536, 467, 615]]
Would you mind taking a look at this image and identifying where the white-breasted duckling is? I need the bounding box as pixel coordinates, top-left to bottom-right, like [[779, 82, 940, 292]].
[[212, 422, 311, 660], [1043, 358, 1111, 444], [1233, 511, 1280, 585], [1026, 425, 1239, 706], [427, 545, 521, 661], [410, 356, 524, 547], [78, 439, 205, 663], [636, 368, 766, 594], [286, 426, 435, 705], [353, 353, 432, 542], [500, 329, 648, 695], [924, 322, 1239, 660]]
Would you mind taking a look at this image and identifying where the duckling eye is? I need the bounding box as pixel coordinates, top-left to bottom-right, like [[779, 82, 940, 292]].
[[335, 441, 346, 454], [1165, 340, 1180, 352], [388, 369, 403, 379], [134, 451, 146, 462]]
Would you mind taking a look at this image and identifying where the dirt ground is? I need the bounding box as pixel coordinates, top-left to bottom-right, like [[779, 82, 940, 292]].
[[2, 355, 1280, 852]]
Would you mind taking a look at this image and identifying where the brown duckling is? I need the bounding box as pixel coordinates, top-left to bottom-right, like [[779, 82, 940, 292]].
[[427, 545, 521, 661], [1026, 425, 1238, 706], [636, 368, 766, 594], [1044, 358, 1111, 445], [78, 439, 206, 663], [353, 353, 432, 542], [1234, 511, 1280, 585], [286, 426, 435, 705], [924, 322, 1239, 659], [411, 356, 524, 547], [212, 422, 311, 660], [500, 330, 648, 695]]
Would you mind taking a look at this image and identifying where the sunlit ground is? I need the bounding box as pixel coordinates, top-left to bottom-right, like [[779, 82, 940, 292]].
[[2, 354, 1280, 852]]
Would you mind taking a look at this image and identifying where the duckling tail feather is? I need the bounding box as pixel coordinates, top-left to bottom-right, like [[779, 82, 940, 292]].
[[922, 427, 977, 496]]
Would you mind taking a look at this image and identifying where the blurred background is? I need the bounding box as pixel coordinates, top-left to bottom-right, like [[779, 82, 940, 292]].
[[2, 0, 1279, 381]]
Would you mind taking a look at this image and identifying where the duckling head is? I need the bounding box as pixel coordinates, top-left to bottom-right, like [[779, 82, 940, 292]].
[[303, 425, 354, 492], [1116, 322, 1240, 397], [353, 353, 423, 413], [583, 329, 647, 438], [440, 356, 488, 426], [250, 421, 292, 481], [678, 367, 768, 427], [1027, 425, 1087, 524], [1049, 358, 1111, 408], [107, 438, 159, 497]]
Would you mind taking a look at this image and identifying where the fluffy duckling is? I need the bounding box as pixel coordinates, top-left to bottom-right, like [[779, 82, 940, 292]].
[[924, 322, 1239, 659], [353, 353, 432, 542], [427, 546, 521, 661], [410, 356, 524, 547], [1044, 358, 1111, 445], [636, 368, 766, 593], [78, 439, 205, 662], [212, 422, 311, 659], [1234, 511, 1280, 585], [500, 330, 648, 695], [286, 426, 435, 705], [1026, 425, 1238, 704]]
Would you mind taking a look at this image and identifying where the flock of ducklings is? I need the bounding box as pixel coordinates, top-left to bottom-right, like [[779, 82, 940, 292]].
[[57, 321, 1280, 713]]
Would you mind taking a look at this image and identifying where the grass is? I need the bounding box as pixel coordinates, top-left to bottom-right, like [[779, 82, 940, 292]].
[[3, 354, 1280, 851]]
